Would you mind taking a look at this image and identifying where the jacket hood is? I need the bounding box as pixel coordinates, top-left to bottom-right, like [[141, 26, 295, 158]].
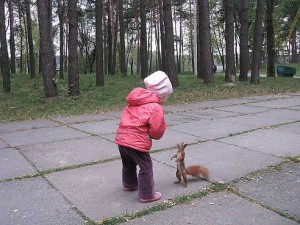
[[126, 87, 161, 106]]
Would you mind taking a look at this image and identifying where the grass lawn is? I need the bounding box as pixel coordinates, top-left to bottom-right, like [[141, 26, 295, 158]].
[[1, 71, 300, 122]]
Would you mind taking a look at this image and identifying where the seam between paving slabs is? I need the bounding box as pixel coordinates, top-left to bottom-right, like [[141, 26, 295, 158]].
[[229, 187, 300, 224], [41, 173, 96, 225], [1, 144, 299, 224], [228, 159, 300, 224], [97, 160, 300, 225], [1, 96, 299, 224], [97, 182, 228, 225], [164, 95, 292, 113], [0, 156, 120, 183], [1, 119, 298, 183]]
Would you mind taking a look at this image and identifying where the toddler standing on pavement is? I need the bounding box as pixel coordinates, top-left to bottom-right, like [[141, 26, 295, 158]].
[[115, 71, 173, 203]]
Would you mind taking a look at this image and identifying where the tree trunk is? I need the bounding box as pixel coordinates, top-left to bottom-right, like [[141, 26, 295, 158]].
[[37, 0, 57, 97], [0, 0, 11, 92], [174, 5, 179, 73], [57, 0, 65, 79], [239, 0, 249, 81], [148, 1, 154, 72], [250, 0, 265, 84], [103, 17, 108, 75], [224, 0, 235, 83], [179, 8, 183, 73], [17, 2, 24, 73], [95, 0, 104, 86], [132, 0, 140, 74], [158, 0, 166, 71], [196, 0, 201, 78], [163, 0, 179, 88], [266, 0, 275, 77], [140, 0, 148, 78], [154, 12, 161, 71], [234, 16, 239, 68], [90, 49, 96, 74], [198, 0, 214, 83], [64, 22, 68, 74], [107, 0, 113, 75], [67, 0, 80, 96], [25, 0, 36, 78], [291, 30, 297, 63], [111, 5, 117, 75], [149, 12, 153, 72], [23, 12, 29, 74], [189, 0, 194, 74], [8, 0, 16, 74], [118, 0, 127, 76]]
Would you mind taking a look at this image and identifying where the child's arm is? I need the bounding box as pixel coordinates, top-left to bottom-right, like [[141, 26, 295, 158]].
[[148, 105, 166, 140]]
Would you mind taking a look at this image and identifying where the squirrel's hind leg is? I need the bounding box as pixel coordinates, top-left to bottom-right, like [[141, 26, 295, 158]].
[[182, 173, 188, 188], [174, 169, 181, 184]]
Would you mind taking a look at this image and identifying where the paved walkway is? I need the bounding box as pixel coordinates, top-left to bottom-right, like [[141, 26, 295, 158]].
[[0, 93, 299, 225]]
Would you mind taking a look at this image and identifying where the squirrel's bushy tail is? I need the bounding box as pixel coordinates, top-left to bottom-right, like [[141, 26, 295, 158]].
[[186, 165, 210, 180]]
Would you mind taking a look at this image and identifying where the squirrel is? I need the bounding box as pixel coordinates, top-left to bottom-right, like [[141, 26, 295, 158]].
[[171, 142, 209, 188]]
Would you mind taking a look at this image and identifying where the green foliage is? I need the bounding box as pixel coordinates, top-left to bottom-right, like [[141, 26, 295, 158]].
[[260, 63, 300, 74], [1, 71, 300, 122], [168, 72, 300, 105]]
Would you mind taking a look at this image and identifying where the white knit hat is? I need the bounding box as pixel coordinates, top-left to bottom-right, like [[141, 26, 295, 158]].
[[144, 71, 173, 100]]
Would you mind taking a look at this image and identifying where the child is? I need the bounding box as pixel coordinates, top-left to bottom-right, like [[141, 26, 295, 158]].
[[115, 71, 173, 203]]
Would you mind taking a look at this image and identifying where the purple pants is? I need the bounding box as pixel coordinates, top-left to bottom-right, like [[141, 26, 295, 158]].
[[118, 145, 154, 199]]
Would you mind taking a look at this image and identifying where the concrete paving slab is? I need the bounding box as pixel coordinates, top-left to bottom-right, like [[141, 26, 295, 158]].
[[0, 148, 37, 181], [215, 104, 271, 114], [70, 120, 119, 135], [221, 112, 296, 129], [164, 112, 198, 126], [178, 108, 243, 120], [242, 95, 286, 101], [124, 191, 298, 225], [0, 126, 89, 147], [46, 159, 209, 221], [289, 105, 300, 111], [255, 108, 300, 121], [164, 103, 204, 113], [0, 177, 84, 225], [248, 97, 300, 108], [169, 119, 257, 141], [219, 126, 300, 157], [1, 94, 299, 225], [0, 119, 58, 134], [276, 122, 300, 134], [200, 98, 261, 108], [51, 112, 121, 125], [234, 162, 300, 219], [20, 136, 118, 171], [151, 129, 203, 150], [0, 138, 9, 149], [52, 114, 111, 124], [152, 141, 282, 182], [164, 98, 255, 113]]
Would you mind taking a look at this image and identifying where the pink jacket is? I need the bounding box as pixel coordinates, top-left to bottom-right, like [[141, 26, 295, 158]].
[[115, 87, 166, 152]]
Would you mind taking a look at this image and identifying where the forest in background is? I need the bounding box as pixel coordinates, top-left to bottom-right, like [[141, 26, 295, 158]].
[[0, 0, 299, 97]]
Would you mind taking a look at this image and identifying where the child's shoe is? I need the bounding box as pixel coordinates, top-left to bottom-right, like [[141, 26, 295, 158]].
[[139, 192, 161, 203], [123, 186, 138, 191]]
